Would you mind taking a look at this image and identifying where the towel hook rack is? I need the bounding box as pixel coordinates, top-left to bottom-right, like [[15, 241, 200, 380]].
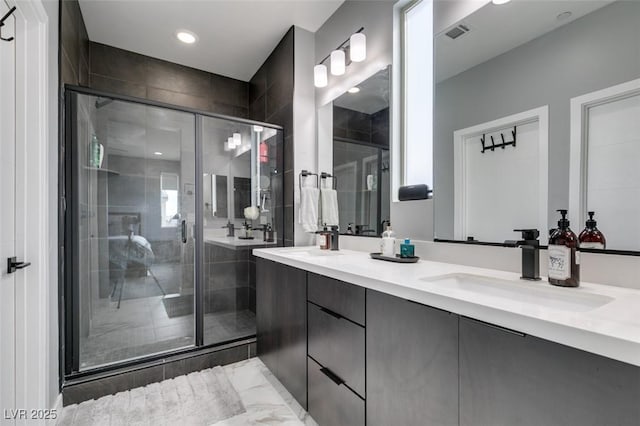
[[299, 170, 319, 189], [0, 6, 16, 42], [480, 126, 517, 154], [320, 172, 338, 189]]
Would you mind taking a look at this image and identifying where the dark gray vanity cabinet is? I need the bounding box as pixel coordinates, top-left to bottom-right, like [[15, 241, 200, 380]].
[[459, 317, 640, 426], [366, 290, 459, 426], [256, 258, 308, 409], [307, 273, 366, 426]]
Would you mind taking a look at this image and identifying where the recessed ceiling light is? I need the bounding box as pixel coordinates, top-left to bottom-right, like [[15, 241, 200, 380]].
[[492, 0, 511, 5], [557, 11, 573, 21], [154, 151, 163, 156], [176, 30, 198, 44], [348, 87, 361, 94]]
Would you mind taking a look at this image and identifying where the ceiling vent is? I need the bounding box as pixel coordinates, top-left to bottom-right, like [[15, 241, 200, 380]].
[[445, 24, 471, 40]]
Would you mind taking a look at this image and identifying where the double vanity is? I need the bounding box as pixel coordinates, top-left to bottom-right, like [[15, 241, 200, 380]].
[[254, 247, 640, 426]]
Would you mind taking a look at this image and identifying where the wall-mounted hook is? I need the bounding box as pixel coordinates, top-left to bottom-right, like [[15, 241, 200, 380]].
[[0, 6, 16, 42], [481, 126, 517, 153]]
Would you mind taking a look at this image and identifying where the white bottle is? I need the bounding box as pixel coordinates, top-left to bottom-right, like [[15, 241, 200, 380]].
[[380, 224, 396, 257]]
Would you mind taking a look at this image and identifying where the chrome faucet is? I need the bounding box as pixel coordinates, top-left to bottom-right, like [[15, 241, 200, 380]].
[[505, 229, 541, 281]]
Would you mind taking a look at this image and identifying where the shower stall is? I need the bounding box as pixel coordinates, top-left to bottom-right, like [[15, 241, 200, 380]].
[[62, 87, 283, 376]]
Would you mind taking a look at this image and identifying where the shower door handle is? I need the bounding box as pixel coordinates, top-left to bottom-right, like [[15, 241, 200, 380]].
[[181, 220, 187, 243]]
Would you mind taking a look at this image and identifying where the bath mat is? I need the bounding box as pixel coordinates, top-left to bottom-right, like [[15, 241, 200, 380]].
[[57, 366, 245, 426]]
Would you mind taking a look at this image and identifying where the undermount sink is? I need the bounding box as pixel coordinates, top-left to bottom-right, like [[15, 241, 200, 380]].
[[281, 249, 345, 257], [420, 273, 613, 312]]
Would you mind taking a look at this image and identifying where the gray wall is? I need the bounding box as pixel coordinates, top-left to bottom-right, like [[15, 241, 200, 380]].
[[315, 0, 395, 107], [434, 1, 640, 239]]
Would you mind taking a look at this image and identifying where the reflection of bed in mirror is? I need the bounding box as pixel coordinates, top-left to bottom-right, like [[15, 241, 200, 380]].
[[107, 212, 165, 308]]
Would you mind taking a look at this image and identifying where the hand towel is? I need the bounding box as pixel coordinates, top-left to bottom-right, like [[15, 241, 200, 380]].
[[299, 187, 320, 233], [321, 188, 340, 227]]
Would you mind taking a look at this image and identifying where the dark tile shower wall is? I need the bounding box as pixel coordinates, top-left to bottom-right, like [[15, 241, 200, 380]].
[[60, 1, 250, 118], [88, 43, 250, 117], [333, 105, 390, 148], [60, 0, 90, 86], [248, 27, 295, 246]]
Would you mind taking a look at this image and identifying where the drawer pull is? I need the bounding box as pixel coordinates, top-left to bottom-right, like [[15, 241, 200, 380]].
[[320, 367, 345, 386], [320, 306, 343, 320], [464, 317, 526, 337]]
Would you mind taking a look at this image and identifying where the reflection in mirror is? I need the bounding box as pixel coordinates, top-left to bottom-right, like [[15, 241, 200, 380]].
[[433, 0, 640, 251], [569, 78, 640, 251], [332, 67, 391, 236]]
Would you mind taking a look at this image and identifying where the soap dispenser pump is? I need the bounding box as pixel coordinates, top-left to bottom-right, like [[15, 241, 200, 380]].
[[579, 211, 606, 250], [380, 222, 396, 257], [548, 209, 580, 287]]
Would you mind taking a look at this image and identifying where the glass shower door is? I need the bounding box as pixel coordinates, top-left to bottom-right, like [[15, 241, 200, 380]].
[[70, 92, 196, 370]]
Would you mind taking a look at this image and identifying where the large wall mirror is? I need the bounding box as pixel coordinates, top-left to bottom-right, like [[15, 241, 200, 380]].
[[318, 66, 391, 236], [433, 0, 640, 252]]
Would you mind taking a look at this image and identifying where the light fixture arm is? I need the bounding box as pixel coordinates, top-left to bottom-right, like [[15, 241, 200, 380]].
[[317, 27, 364, 66]]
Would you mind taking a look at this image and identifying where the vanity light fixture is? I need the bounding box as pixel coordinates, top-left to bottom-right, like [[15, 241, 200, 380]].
[[491, 0, 511, 5], [176, 30, 198, 44], [348, 87, 360, 94], [233, 133, 242, 147], [331, 50, 346, 76], [350, 33, 366, 62], [313, 27, 365, 88], [314, 64, 328, 88], [153, 151, 163, 156]]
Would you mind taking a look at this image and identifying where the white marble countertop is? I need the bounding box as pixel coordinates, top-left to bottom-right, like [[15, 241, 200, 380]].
[[204, 235, 278, 250], [253, 246, 640, 367]]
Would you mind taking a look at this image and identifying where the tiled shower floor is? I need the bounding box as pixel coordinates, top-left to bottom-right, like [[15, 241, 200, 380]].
[[80, 291, 255, 369]]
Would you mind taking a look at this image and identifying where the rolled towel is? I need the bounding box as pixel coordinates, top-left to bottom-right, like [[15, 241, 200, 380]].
[[299, 186, 320, 233], [321, 188, 339, 227]]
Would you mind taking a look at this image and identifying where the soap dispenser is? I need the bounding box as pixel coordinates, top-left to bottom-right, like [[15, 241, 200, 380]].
[[579, 211, 606, 250], [380, 222, 396, 257], [548, 209, 580, 287]]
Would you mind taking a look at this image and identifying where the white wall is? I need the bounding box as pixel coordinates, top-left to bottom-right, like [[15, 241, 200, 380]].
[[42, 0, 60, 410], [293, 27, 318, 246]]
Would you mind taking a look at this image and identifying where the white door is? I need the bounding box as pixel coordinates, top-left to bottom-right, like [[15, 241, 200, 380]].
[[0, 0, 18, 421]]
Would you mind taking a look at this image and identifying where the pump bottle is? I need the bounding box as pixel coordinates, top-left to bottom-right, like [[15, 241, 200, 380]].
[[548, 209, 580, 287]]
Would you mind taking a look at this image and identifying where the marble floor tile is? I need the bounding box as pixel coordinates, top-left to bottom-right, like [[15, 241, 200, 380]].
[[214, 358, 318, 426]]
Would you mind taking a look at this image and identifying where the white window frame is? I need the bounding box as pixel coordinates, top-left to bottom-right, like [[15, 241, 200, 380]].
[[393, 0, 434, 201]]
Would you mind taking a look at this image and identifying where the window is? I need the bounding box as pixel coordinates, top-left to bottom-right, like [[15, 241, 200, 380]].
[[160, 172, 179, 227], [401, 0, 433, 188]]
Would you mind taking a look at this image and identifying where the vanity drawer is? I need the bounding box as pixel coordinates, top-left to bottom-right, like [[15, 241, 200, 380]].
[[308, 357, 365, 426], [308, 273, 365, 326], [308, 302, 365, 397]]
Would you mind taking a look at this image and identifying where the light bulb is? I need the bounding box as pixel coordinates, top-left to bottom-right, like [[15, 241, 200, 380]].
[[330, 50, 345, 76], [314, 64, 328, 88], [348, 87, 360, 94], [233, 133, 242, 147], [176, 30, 198, 44], [226, 137, 234, 151], [492, 0, 511, 5], [350, 33, 366, 62]]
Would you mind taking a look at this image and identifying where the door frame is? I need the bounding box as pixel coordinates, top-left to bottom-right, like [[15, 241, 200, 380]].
[[453, 106, 549, 241], [8, 0, 54, 415], [569, 78, 640, 229]]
